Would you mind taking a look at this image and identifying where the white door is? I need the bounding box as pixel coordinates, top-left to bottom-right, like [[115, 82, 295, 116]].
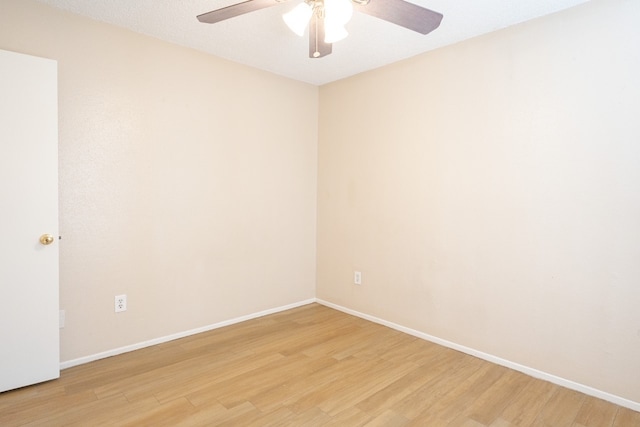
[[0, 49, 59, 392]]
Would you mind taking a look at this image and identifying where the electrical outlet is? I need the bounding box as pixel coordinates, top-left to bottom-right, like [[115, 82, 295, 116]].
[[354, 271, 362, 285], [115, 294, 127, 313]]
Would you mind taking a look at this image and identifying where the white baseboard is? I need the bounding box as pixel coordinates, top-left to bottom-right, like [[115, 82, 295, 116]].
[[59, 298, 316, 370], [316, 298, 640, 413]]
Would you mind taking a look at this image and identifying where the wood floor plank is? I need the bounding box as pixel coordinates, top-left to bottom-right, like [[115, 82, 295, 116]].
[[380, 337, 454, 366], [279, 322, 366, 358], [489, 418, 517, 427], [63, 343, 189, 396], [0, 388, 97, 426], [115, 397, 195, 427], [0, 303, 638, 426], [247, 356, 339, 411], [439, 363, 509, 423], [175, 401, 257, 427], [574, 395, 618, 427], [300, 323, 382, 359], [406, 410, 450, 427], [448, 418, 487, 427], [0, 384, 66, 414], [282, 356, 389, 414], [463, 368, 532, 425], [214, 403, 284, 427], [153, 351, 284, 404], [66, 396, 160, 427], [612, 407, 640, 427], [401, 359, 505, 423], [206, 353, 313, 408], [497, 375, 557, 426], [356, 348, 466, 416], [318, 361, 418, 416], [282, 407, 333, 426], [362, 409, 409, 426], [342, 328, 407, 361], [392, 354, 485, 420], [93, 348, 239, 400], [325, 407, 372, 426], [284, 356, 389, 414], [534, 387, 585, 426]]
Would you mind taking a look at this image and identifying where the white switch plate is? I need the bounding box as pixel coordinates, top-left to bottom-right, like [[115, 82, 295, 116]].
[[59, 310, 65, 328], [354, 271, 362, 285]]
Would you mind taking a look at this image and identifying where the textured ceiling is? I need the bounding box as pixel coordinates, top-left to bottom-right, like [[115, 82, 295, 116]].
[[35, 0, 590, 85]]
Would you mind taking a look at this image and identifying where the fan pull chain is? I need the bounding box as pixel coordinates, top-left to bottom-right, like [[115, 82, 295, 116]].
[[313, 13, 320, 57]]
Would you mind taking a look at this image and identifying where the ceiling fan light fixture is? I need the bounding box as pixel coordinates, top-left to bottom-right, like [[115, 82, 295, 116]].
[[283, 2, 313, 37], [199, 0, 443, 60]]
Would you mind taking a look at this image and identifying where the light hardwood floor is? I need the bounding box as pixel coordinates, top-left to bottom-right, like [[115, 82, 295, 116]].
[[1, 303, 639, 426]]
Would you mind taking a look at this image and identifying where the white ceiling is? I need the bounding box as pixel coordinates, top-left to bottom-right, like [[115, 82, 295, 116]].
[[35, 0, 590, 85]]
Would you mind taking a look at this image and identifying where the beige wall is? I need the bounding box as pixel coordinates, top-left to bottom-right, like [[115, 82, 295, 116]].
[[318, 0, 640, 404], [0, 0, 318, 362]]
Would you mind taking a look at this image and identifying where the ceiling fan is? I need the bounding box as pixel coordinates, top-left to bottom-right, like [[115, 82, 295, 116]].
[[197, 0, 443, 59]]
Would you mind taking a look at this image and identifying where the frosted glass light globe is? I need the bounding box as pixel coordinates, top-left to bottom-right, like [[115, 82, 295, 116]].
[[283, 2, 313, 36], [324, 0, 353, 43]]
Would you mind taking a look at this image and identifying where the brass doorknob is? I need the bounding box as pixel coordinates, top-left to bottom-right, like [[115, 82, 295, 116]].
[[39, 234, 55, 245]]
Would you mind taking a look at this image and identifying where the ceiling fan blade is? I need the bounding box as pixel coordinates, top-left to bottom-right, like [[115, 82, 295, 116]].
[[197, 0, 285, 24], [354, 0, 443, 35], [309, 12, 332, 59]]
